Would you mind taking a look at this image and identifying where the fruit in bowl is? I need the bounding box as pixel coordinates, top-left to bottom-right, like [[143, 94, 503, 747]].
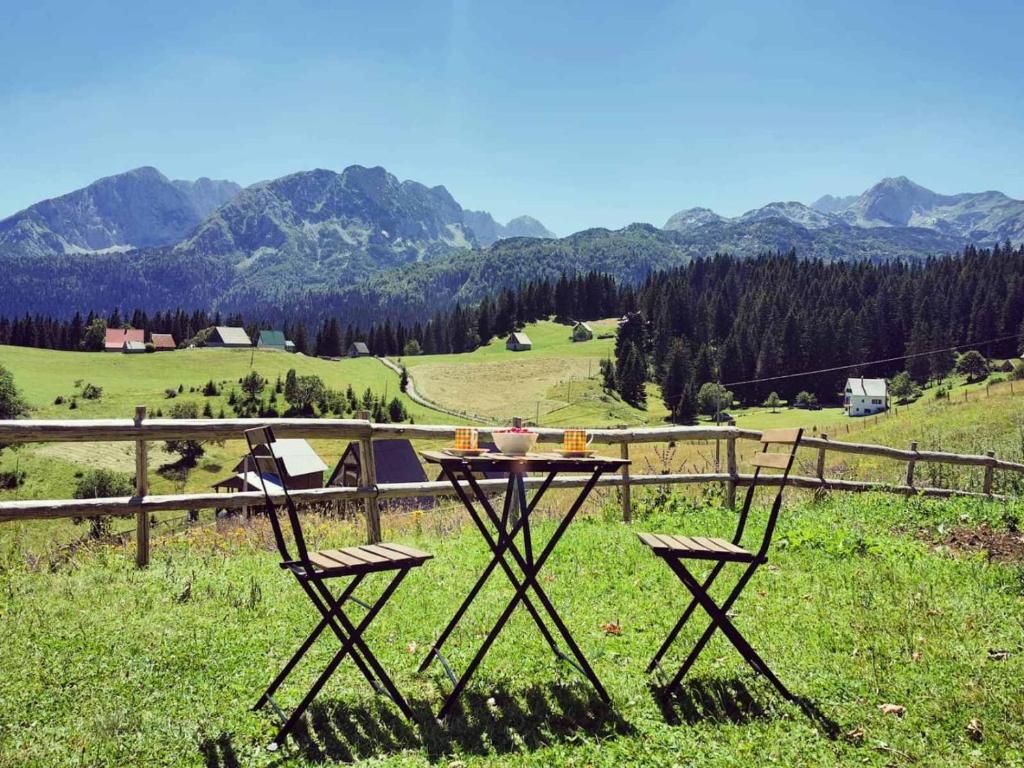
[[492, 427, 538, 455]]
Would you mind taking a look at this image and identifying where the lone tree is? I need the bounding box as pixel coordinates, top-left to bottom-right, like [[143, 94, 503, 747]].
[[286, 374, 326, 415], [240, 371, 267, 401], [762, 391, 782, 413], [889, 371, 921, 403], [399, 366, 409, 393], [955, 350, 988, 383], [0, 364, 28, 422], [73, 469, 134, 538], [0, 365, 28, 468], [697, 382, 733, 418], [164, 401, 205, 466], [794, 391, 818, 409]]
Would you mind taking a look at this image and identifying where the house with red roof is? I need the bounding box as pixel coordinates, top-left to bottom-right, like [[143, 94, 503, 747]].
[[104, 328, 145, 352]]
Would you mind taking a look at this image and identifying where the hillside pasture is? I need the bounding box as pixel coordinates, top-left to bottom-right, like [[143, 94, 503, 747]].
[[399, 319, 633, 424]]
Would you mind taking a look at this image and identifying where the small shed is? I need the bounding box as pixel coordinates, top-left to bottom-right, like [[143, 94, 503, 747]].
[[208, 326, 252, 348], [231, 438, 327, 490], [571, 322, 593, 342], [992, 359, 1015, 373], [348, 342, 371, 357], [150, 333, 176, 351], [257, 330, 288, 351], [104, 328, 144, 352], [328, 439, 435, 509], [123, 340, 147, 354], [506, 332, 533, 352], [285, 340, 297, 353]]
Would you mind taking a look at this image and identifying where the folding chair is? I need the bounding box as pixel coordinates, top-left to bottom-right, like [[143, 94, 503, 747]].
[[243, 426, 432, 749], [638, 427, 803, 701]]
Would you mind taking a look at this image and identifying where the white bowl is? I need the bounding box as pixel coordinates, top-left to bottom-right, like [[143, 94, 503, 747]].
[[492, 431, 538, 455]]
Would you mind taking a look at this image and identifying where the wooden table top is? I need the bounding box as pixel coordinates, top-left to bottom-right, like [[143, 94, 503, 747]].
[[421, 449, 629, 472]]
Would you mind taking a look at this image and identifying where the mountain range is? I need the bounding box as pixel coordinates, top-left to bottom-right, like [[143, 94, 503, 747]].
[[0, 167, 241, 258], [663, 176, 1024, 254], [1, 167, 1021, 320]]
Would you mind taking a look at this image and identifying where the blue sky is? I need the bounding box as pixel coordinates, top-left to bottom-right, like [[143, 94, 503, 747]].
[[2, 0, 1023, 235]]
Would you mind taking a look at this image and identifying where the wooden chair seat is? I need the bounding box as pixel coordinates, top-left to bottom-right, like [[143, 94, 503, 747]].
[[286, 543, 433, 577], [637, 532, 760, 563]]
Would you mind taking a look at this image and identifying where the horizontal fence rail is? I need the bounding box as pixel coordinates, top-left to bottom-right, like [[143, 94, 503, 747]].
[[0, 414, 1019, 566]]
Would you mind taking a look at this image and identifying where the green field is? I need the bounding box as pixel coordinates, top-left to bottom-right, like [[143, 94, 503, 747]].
[[397, 319, 665, 425], [1, 492, 1023, 766], [3, 336, 1024, 766], [0, 345, 433, 552]]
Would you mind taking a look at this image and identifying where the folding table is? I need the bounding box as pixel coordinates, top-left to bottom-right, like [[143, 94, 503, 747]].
[[420, 450, 629, 720]]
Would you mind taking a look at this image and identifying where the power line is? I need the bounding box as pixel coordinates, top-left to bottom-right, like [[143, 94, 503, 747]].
[[721, 332, 1020, 389]]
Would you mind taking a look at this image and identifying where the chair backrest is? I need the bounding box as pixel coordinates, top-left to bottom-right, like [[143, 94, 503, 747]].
[[734, 427, 803, 559], [243, 426, 311, 566]]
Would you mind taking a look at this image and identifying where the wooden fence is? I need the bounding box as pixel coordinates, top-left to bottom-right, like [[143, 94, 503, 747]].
[[1, 409, 1021, 568]]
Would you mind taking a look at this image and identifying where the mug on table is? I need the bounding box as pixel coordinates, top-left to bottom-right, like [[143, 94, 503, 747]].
[[455, 427, 479, 451], [563, 428, 592, 452]]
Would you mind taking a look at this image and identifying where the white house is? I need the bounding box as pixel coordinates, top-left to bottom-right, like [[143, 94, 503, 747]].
[[844, 377, 888, 416]]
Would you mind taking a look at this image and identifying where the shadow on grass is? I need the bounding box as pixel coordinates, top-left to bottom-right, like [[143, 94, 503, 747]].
[[211, 682, 631, 764], [651, 676, 842, 738], [198, 732, 241, 768]]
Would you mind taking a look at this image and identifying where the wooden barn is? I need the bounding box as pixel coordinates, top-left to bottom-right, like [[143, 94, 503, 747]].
[[328, 439, 435, 509], [506, 332, 533, 352], [571, 322, 593, 342], [150, 333, 176, 351], [348, 341, 371, 357], [207, 326, 252, 348]]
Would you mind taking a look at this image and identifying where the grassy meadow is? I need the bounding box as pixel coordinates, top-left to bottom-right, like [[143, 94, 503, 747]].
[[1, 492, 1023, 766], [3, 327, 1024, 556], [2, 330, 1024, 766], [0, 345, 434, 553]]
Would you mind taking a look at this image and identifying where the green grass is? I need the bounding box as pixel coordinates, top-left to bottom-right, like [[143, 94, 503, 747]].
[[0, 345, 432, 553], [0, 344, 425, 421], [1, 492, 1023, 766], [398, 319, 638, 425]]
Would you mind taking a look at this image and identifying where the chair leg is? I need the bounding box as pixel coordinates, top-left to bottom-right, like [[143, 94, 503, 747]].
[[271, 569, 412, 748], [256, 575, 367, 710], [299, 578, 386, 693], [311, 573, 414, 718], [665, 558, 794, 702], [647, 560, 726, 673]]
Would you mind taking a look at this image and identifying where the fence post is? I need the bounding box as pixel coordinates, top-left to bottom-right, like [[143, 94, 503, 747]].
[[905, 441, 918, 488], [620, 440, 632, 523], [134, 405, 150, 568], [356, 410, 381, 543], [813, 433, 828, 499], [983, 450, 995, 496], [725, 436, 737, 510]]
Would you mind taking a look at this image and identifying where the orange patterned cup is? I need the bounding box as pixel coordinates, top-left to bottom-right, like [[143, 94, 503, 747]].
[[563, 428, 592, 452], [455, 427, 479, 451]]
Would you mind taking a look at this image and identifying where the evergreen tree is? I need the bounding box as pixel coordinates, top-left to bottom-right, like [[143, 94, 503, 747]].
[[660, 338, 694, 414], [673, 381, 698, 424], [616, 344, 647, 408]]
